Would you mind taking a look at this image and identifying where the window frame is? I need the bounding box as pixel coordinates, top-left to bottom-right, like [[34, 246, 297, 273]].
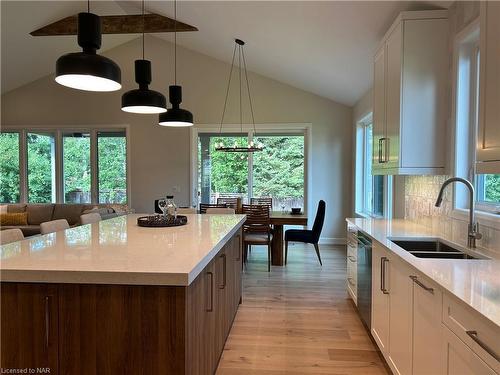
[[451, 19, 500, 227], [190, 123, 311, 214], [0, 126, 130, 205], [355, 114, 392, 218]]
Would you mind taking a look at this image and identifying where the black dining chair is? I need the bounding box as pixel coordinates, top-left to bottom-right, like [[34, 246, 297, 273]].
[[284, 200, 326, 266]]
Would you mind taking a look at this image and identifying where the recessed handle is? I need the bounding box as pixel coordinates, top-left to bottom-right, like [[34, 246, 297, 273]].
[[466, 330, 500, 362], [219, 254, 227, 289], [206, 271, 214, 312], [45, 296, 50, 348], [378, 138, 384, 163], [235, 234, 241, 261]]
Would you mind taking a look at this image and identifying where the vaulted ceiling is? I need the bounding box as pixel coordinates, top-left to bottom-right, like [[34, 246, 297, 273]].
[[1, 1, 451, 106]]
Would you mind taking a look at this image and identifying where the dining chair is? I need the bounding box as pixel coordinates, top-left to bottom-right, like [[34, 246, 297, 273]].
[[80, 213, 101, 225], [206, 207, 235, 214], [216, 197, 239, 211], [199, 203, 227, 214], [250, 197, 273, 211], [40, 219, 70, 235], [0, 229, 24, 245], [177, 207, 196, 214], [284, 200, 326, 266], [242, 204, 272, 272]]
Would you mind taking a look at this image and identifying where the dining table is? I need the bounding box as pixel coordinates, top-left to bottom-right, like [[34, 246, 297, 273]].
[[270, 211, 308, 266]]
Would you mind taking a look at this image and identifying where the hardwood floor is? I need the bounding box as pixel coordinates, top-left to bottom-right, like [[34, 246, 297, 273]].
[[216, 244, 389, 375]]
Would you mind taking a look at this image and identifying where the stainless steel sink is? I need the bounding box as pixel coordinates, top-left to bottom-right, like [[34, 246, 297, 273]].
[[389, 238, 487, 260]]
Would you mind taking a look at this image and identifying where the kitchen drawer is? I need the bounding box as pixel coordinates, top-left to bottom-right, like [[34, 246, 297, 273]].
[[442, 293, 500, 372]]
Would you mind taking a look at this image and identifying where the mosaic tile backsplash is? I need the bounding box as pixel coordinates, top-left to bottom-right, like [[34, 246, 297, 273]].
[[405, 175, 500, 256]]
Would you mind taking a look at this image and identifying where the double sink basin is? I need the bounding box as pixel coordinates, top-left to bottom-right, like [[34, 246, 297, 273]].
[[389, 238, 488, 260]]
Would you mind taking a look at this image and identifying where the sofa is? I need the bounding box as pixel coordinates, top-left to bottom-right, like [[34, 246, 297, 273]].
[[0, 203, 127, 237]]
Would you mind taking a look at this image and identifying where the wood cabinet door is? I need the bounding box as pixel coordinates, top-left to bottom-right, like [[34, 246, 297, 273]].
[[373, 45, 386, 172], [187, 260, 217, 375], [387, 256, 413, 375], [412, 274, 443, 375], [0, 283, 58, 374], [58, 284, 186, 375], [385, 22, 402, 170], [477, 1, 500, 169], [442, 325, 496, 375], [371, 244, 390, 355]]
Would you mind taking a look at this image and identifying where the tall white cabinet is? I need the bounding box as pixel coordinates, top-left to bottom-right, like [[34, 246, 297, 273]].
[[372, 11, 449, 175], [477, 1, 500, 173]]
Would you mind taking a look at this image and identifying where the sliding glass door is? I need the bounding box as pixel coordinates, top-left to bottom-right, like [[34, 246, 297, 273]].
[[198, 133, 248, 204], [252, 134, 304, 211], [197, 131, 306, 210]]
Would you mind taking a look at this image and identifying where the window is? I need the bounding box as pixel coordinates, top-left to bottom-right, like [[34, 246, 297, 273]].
[[453, 25, 499, 214], [0, 132, 20, 203], [198, 133, 249, 204], [356, 118, 386, 217], [253, 134, 304, 211], [196, 131, 306, 210], [0, 128, 128, 204], [98, 131, 127, 204], [63, 132, 91, 203], [27, 132, 56, 203]]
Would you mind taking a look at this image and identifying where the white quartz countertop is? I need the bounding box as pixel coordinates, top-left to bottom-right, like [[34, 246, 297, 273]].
[[0, 214, 246, 286], [346, 218, 500, 327]]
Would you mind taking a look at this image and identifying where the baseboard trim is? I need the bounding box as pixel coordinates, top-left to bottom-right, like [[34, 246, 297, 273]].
[[319, 237, 347, 245]]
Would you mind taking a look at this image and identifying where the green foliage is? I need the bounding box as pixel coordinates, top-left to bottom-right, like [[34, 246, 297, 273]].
[[484, 174, 500, 203], [0, 133, 20, 203], [199, 135, 304, 202], [253, 136, 304, 198], [0, 132, 127, 204], [98, 136, 127, 203], [27, 133, 54, 203], [209, 137, 248, 194], [63, 136, 91, 202]]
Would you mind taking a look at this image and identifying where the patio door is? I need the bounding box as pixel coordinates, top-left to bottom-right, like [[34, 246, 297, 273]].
[[196, 131, 306, 211]]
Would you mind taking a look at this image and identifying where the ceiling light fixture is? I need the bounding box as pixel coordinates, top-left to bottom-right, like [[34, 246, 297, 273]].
[[121, 0, 166, 114], [55, 0, 121, 92], [158, 0, 193, 127], [215, 39, 263, 153]]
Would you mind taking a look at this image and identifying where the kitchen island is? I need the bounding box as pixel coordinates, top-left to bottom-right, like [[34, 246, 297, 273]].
[[0, 214, 245, 375]]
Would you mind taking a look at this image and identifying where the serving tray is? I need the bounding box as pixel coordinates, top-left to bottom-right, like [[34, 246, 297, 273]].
[[137, 215, 188, 227]]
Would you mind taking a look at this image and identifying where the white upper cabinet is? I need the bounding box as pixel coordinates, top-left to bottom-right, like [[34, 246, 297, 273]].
[[477, 1, 500, 173], [372, 11, 449, 175]]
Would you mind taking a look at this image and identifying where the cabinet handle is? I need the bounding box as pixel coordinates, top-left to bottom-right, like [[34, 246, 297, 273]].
[[410, 275, 434, 294], [384, 137, 390, 163], [235, 234, 241, 261], [206, 271, 214, 312], [219, 254, 227, 289], [45, 296, 50, 348], [466, 330, 500, 362], [347, 277, 355, 287], [381, 257, 389, 294], [378, 138, 384, 163], [347, 255, 356, 263]]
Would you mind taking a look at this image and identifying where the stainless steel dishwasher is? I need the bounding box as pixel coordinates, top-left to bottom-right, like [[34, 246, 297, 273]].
[[356, 231, 372, 329]]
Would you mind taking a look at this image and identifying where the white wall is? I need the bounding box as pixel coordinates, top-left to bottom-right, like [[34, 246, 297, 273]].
[[1, 36, 353, 242]]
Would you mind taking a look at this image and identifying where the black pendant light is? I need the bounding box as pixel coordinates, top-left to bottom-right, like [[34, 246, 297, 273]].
[[121, 0, 166, 114], [215, 39, 263, 153], [158, 0, 193, 127], [55, 0, 121, 92]]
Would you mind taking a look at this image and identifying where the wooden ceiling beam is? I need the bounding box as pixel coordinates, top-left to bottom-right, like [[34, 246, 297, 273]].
[[30, 13, 197, 36]]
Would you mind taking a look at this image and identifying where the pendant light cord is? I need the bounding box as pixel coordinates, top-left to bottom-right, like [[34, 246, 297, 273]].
[[174, 0, 177, 85], [142, 0, 145, 59], [239, 45, 243, 133], [219, 43, 237, 133], [241, 47, 256, 133], [87, 0, 90, 13]]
